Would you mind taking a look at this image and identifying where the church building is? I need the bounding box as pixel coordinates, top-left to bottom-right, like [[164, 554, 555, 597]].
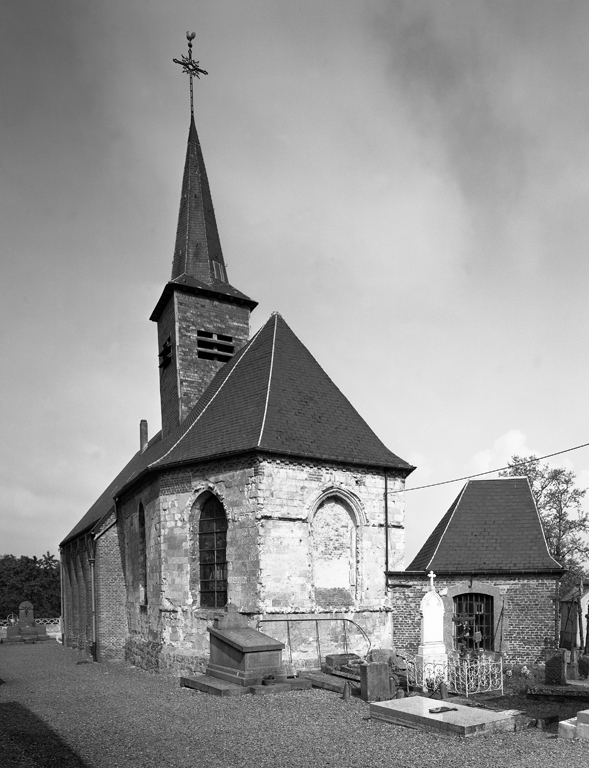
[[60, 65, 415, 671]]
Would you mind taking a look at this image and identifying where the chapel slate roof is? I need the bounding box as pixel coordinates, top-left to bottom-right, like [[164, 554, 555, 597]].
[[406, 478, 563, 573], [61, 313, 413, 545], [151, 312, 414, 471]]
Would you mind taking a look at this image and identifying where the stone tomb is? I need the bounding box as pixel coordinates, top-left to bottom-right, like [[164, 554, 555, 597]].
[[181, 605, 312, 696], [370, 696, 520, 737], [206, 604, 287, 687], [5, 602, 49, 644]]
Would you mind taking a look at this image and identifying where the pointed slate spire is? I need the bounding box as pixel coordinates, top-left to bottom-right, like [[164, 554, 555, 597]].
[[171, 34, 227, 286], [171, 114, 228, 285]]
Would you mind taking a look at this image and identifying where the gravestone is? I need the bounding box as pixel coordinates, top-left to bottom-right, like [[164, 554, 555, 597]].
[[206, 604, 287, 687], [545, 648, 567, 686], [416, 572, 447, 692], [360, 662, 391, 702], [5, 602, 49, 644]]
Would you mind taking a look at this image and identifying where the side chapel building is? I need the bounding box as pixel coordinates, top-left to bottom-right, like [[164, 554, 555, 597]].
[[60, 104, 415, 671]]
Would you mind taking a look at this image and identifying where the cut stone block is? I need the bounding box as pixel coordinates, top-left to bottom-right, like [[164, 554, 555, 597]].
[[324, 653, 361, 669], [370, 695, 518, 737], [558, 718, 578, 740], [576, 709, 589, 724], [180, 675, 251, 697], [301, 672, 347, 694], [360, 662, 391, 702], [576, 722, 589, 739]]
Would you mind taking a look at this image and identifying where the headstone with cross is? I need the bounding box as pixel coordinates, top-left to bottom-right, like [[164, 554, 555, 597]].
[[417, 571, 448, 692]]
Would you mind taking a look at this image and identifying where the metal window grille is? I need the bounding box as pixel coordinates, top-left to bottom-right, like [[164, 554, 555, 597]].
[[453, 593, 494, 651], [199, 496, 227, 608]]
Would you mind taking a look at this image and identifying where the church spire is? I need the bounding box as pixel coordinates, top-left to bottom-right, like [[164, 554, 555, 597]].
[[172, 33, 228, 285]]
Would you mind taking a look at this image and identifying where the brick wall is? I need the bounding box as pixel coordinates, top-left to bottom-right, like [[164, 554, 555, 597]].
[[157, 291, 251, 436], [95, 514, 127, 661], [388, 573, 559, 665]]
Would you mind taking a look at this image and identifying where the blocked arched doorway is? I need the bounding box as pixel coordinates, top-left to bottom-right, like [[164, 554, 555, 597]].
[[311, 495, 357, 608]]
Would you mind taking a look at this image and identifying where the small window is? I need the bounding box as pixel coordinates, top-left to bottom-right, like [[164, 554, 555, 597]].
[[199, 496, 227, 608], [453, 593, 493, 651], [158, 336, 173, 370], [212, 261, 227, 282], [196, 330, 235, 363]]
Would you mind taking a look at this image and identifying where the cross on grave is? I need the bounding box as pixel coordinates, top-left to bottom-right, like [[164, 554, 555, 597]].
[[428, 571, 436, 591]]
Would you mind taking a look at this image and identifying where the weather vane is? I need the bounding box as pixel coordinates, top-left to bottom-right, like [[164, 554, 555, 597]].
[[173, 31, 208, 117]]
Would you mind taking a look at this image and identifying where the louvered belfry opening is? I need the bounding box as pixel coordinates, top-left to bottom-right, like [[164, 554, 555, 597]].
[[198, 494, 227, 608], [453, 592, 494, 652]]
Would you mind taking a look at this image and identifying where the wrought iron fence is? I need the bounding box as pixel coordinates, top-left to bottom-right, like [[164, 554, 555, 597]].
[[405, 652, 503, 697], [0, 617, 60, 628]]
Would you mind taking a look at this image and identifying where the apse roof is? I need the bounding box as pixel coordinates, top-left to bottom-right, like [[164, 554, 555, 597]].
[[406, 477, 563, 573], [62, 313, 413, 545]]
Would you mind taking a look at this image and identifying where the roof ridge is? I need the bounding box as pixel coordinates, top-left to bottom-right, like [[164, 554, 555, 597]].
[[425, 481, 468, 570], [149, 323, 265, 468], [256, 314, 278, 446]]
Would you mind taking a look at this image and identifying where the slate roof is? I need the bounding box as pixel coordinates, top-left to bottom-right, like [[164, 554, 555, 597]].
[[406, 478, 563, 573], [171, 115, 227, 285], [61, 313, 413, 545]]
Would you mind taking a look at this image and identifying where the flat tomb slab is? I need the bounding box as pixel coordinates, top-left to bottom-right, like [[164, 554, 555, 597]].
[[370, 696, 518, 737], [180, 675, 251, 697], [208, 627, 284, 653]]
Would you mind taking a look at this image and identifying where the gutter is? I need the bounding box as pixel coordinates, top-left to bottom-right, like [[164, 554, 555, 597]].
[[387, 567, 566, 578], [384, 471, 389, 583]]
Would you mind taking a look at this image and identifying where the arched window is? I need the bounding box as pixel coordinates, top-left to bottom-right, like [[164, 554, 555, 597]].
[[453, 593, 494, 651], [138, 504, 147, 605], [198, 495, 227, 608]]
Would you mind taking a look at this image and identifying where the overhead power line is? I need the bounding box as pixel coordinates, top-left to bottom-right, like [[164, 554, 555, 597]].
[[400, 440, 589, 495]]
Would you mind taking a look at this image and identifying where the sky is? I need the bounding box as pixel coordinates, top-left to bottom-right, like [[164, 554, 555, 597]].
[[2, 1, 589, 566]]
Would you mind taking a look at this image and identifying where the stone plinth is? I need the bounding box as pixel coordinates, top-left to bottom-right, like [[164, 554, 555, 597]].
[[206, 604, 286, 687], [360, 662, 391, 702]]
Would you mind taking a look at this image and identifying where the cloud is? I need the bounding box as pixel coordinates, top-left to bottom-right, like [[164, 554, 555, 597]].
[[466, 429, 537, 475]]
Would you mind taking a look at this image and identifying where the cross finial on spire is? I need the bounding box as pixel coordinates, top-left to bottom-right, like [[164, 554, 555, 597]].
[[173, 31, 208, 118], [428, 570, 436, 591]]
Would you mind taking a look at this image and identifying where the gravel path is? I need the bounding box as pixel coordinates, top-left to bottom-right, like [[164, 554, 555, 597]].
[[1, 641, 588, 768]]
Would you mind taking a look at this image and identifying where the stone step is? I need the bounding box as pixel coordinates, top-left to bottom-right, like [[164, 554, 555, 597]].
[[180, 674, 313, 697], [180, 675, 251, 697], [300, 671, 351, 694], [250, 678, 312, 695]]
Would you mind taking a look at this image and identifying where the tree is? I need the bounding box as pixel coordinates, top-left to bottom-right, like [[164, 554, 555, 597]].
[[499, 455, 589, 585], [0, 552, 61, 618]]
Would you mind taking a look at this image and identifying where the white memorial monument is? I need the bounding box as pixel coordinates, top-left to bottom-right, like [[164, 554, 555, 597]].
[[416, 571, 447, 691]]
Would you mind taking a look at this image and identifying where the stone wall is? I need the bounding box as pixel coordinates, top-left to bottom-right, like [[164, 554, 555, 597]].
[[388, 572, 559, 665], [119, 455, 407, 673]]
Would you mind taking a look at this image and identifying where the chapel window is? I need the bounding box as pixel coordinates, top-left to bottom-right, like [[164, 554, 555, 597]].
[[453, 592, 494, 652], [199, 495, 228, 608]]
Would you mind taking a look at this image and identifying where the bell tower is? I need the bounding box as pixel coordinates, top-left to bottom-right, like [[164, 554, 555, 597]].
[[150, 33, 257, 437]]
